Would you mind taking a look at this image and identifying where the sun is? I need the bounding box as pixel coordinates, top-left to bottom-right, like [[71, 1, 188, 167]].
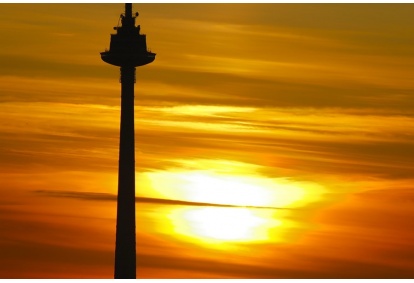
[[167, 206, 287, 244], [181, 172, 273, 207], [146, 165, 325, 245], [148, 169, 322, 209]]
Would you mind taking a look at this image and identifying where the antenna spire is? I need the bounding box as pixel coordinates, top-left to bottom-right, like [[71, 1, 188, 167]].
[[125, 3, 132, 19]]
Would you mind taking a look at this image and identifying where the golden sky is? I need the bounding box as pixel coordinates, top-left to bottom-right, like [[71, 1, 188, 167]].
[[1, 3, 414, 279]]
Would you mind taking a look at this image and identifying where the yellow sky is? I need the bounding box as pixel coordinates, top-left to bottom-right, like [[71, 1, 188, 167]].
[[1, 3, 414, 279]]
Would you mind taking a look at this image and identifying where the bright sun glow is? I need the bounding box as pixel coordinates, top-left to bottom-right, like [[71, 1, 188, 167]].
[[146, 159, 325, 244], [168, 207, 288, 244], [148, 169, 324, 209], [182, 172, 273, 207]]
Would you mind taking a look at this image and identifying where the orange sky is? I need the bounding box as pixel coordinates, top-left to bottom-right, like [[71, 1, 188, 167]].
[[1, 3, 414, 279]]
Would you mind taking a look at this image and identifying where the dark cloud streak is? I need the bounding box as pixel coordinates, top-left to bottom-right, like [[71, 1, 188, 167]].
[[34, 189, 286, 210]]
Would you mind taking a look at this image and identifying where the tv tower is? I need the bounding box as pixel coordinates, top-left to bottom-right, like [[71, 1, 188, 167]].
[[100, 3, 155, 279]]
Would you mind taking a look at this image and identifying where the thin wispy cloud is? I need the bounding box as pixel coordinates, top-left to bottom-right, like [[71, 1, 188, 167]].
[[34, 190, 286, 210]]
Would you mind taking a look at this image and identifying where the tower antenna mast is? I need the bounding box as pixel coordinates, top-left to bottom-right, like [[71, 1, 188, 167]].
[[100, 3, 156, 279]]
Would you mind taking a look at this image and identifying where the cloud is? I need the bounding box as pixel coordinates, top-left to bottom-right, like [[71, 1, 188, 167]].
[[137, 248, 414, 279], [1, 98, 414, 183], [34, 189, 287, 210], [1, 240, 112, 278], [5, 100, 414, 182], [354, 187, 414, 205], [0, 203, 113, 278], [2, 4, 414, 279]]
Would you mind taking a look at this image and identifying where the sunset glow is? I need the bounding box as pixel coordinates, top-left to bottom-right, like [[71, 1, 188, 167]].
[[147, 169, 324, 208], [169, 207, 283, 243], [1, 3, 414, 279]]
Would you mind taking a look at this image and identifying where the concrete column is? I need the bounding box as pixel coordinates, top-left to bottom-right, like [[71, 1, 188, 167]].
[[114, 66, 136, 279]]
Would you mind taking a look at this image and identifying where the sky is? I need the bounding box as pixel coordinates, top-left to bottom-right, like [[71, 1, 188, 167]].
[[1, 3, 414, 279]]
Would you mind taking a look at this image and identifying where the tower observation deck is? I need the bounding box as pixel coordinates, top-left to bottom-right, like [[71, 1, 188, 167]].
[[101, 3, 155, 67], [100, 3, 155, 279]]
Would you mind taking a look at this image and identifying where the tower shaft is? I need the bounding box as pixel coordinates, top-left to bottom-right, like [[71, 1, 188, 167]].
[[114, 66, 136, 279], [101, 3, 155, 279]]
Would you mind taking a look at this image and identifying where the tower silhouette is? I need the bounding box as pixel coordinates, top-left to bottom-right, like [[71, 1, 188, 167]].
[[100, 3, 155, 279]]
